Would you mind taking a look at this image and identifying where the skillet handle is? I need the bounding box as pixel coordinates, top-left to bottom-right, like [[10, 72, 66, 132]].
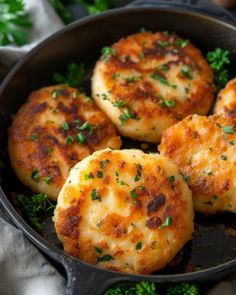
[[127, 0, 236, 23], [63, 257, 131, 295]]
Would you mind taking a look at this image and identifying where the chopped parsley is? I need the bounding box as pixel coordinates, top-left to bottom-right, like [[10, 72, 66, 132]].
[[77, 121, 93, 133], [96, 254, 113, 263], [174, 39, 189, 48], [101, 46, 116, 61], [124, 76, 138, 83], [159, 216, 172, 229], [43, 176, 51, 184], [94, 246, 103, 254], [150, 72, 177, 89], [45, 146, 53, 155], [179, 171, 189, 182], [30, 133, 38, 142], [31, 168, 40, 182], [90, 189, 102, 202], [134, 163, 142, 182], [168, 175, 175, 182], [97, 171, 103, 178], [229, 140, 235, 145], [130, 189, 137, 198], [72, 91, 78, 99], [101, 93, 109, 100], [60, 122, 69, 131], [139, 51, 145, 60], [100, 159, 109, 170], [221, 125, 234, 134], [181, 66, 192, 79], [136, 242, 142, 250], [111, 73, 120, 80], [112, 100, 125, 108], [159, 64, 168, 73], [51, 90, 58, 99], [119, 109, 139, 124], [221, 155, 227, 161], [84, 172, 94, 180], [158, 41, 169, 48], [75, 133, 85, 144], [66, 135, 74, 144], [165, 99, 175, 108], [208, 171, 214, 176]]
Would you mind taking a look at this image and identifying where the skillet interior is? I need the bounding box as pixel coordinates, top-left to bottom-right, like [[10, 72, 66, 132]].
[[0, 6, 236, 286]]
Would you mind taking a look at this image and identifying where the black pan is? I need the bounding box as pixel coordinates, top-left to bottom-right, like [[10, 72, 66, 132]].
[[0, 1, 236, 294]]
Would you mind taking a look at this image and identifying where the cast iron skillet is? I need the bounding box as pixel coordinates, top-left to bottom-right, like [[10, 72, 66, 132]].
[[0, 1, 236, 294]]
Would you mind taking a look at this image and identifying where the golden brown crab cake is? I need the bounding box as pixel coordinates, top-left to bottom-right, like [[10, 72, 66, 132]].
[[8, 86, 121, 201], [54, 148, 194, 274], [92, 31, 215, 143], [159, 114, 236, 214], [214, 78, 236, 119]]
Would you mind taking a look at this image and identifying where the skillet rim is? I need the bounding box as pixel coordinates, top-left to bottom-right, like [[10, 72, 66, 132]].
[[0, 5, 236, 281]]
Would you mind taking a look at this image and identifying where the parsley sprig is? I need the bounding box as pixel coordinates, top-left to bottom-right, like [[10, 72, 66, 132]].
[[53, 62, 85, 90], [16, 193, 55, 231], [207, 48, 230, 89], [104, 281, 199, 295], [0, 0, 32, 46]]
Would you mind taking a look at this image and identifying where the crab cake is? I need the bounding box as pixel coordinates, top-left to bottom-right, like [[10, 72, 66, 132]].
[[8, 86, 121, 201], [214, 78, 236, 119], [92, 31, 215, 143], [54, 148, 194, 274], [159, 114, 236, 214]]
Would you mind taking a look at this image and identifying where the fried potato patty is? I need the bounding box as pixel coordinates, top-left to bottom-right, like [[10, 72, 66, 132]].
[[92, 31, 215, 143], [214, 78, 236, 119], [159, 114, 236, 214], [54, 148, 194, 274], [8, 86, 121, 201]]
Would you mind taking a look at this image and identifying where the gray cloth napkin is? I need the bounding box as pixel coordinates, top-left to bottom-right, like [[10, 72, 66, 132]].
[[0, 0, 64, 67], [0, 218, 66, 295]]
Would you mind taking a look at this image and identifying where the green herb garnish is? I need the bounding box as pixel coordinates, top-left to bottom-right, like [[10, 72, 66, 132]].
[[53, 63, 85, 89], [221, 125, 234, 134], [0, 0, 32, 46], [97, 171, 103, 178], [150, 72, 177, 89], [43, 176, 51, 184], [221, 155, 227, 161], [16, 193, 55, 231], [100, 159, 109, 170], [60, 122, 69, 131], [75, 133, 85, 144], [181, 66, 192, 79], [85, 172, 94, 180], [90, 189, 102, 201], [119, 109, 139, 124], [31, 168, 39, 182], [136, 242, 142, 250], [112, 100, 125, 108], [30, 133, 38, 142], [207, 48, 230, 89], [159, 216, 172, 229], [134, 163, 142, 182], [96, 254, 113, 263], [94, 246, 103, 254], [66, 135, 74, 144], [130, 189, 137, 198], [168, 175, 175, 182], [101, 46, 116, 60], [174, 39, 189, 48]]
